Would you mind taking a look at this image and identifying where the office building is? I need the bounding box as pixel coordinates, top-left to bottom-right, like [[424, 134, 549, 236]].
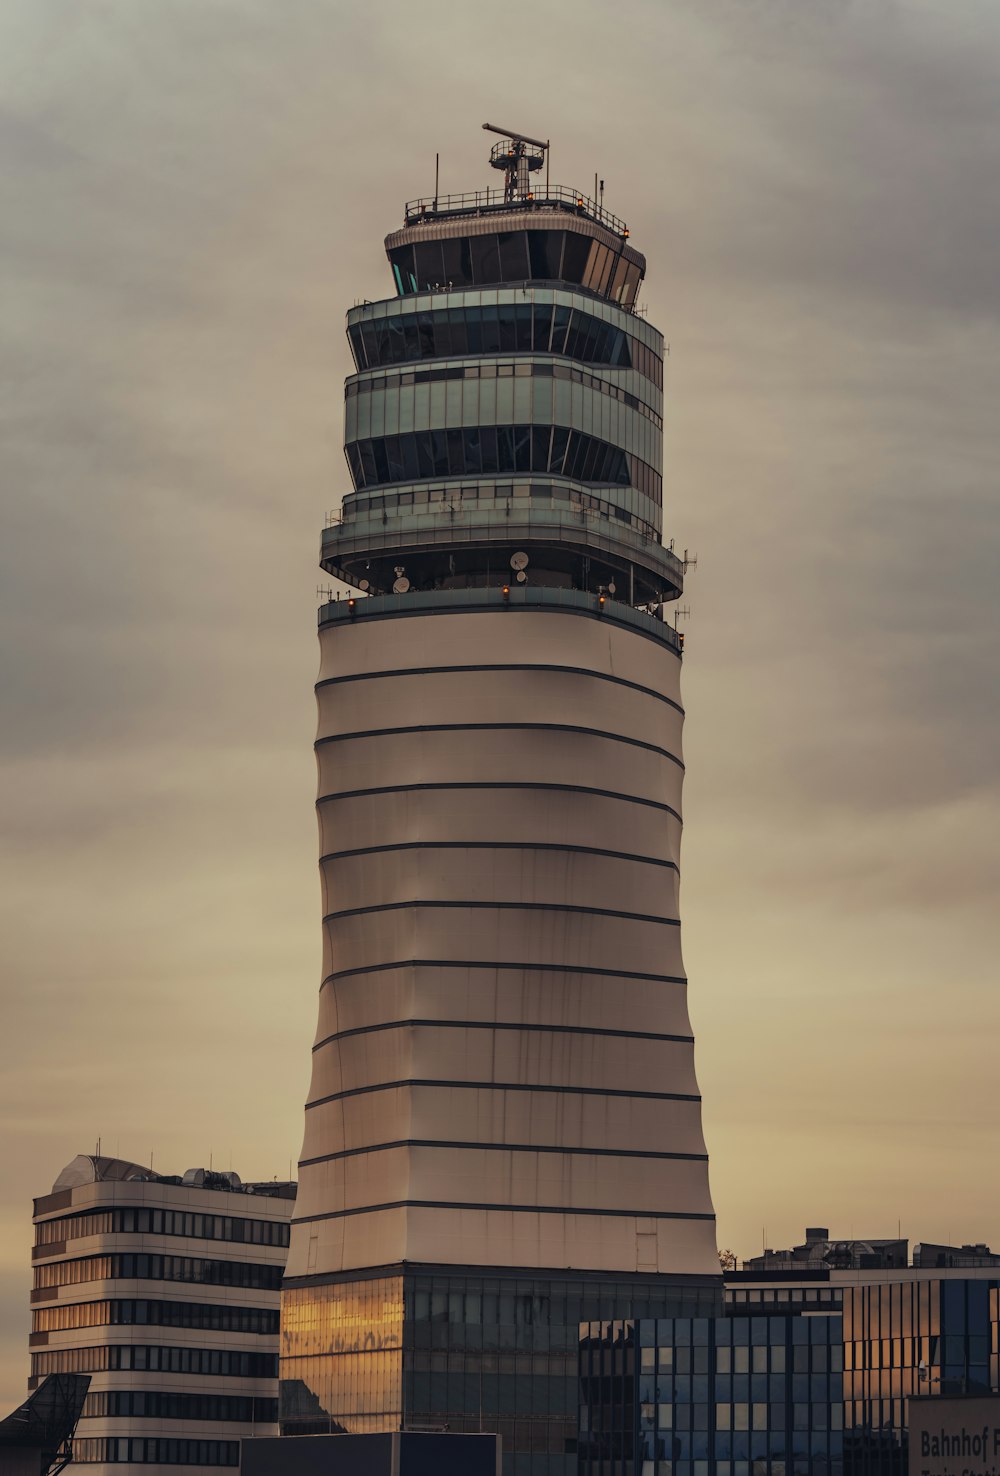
[[576, 1222, 1000, 1476], [579, 1270, 1000, 1476], [579, 1312, 844, 1476], [30, 1154, 294, 1471], [280, 126, 721, 1472], [724, 1234, 1000, 1476]]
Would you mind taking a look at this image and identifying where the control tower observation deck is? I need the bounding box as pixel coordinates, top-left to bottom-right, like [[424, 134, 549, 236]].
[[281, 127, 720, 1468]]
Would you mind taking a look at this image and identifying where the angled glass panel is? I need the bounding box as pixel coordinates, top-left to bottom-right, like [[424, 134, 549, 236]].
[[470, 233, 501, 285], [413, 241, 444, 290], [551, 305, 572, 355], [548, 428, 572, 472], [498, 231, 529, 281], [561, 231, 590, 285], [441, 237, 471, 288], [527, 230, 563, 281]]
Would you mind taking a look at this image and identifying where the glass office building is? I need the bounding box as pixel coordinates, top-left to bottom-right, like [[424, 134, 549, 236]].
[[579, 1316, 844, 1476], [280, 129, 722, 1474], [581, 1274, 1000, 1476]]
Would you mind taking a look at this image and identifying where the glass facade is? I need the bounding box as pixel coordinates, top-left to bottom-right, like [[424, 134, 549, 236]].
[[73, 1437, 240, 1466], [345, 426, 657, 499], [31, 1344, 277, 1380], [281, 1277, 404, 1435], [387, 228, 643, 307], [33, 1251, 283, 1292], [281, 1272, 721, 1475], [34, 1205, 290, 1248], [339, 480, 661, 544], [31, 1297, 279, 1336], [579, 1315, 844, 1476], [326, 275, 670, 605], [347, 299, 662, 387], [346, 362, 663, 431], [842, 1279, 992, 1476], [81, 1391, 278, 1423]]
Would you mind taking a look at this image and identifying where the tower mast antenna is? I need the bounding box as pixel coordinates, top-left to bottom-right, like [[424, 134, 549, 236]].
[[482, 122, 548, 204]]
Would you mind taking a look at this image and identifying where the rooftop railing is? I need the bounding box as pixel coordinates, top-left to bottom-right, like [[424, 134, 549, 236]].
[[403, 186, 629, 239]]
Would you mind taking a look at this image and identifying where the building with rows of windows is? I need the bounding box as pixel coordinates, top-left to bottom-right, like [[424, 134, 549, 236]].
[[576, 1245, 1000, 1476], [29, 1154, 294, 1471]]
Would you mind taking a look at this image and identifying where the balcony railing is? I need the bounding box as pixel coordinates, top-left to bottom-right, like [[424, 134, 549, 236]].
[[320, 504, 685, 592], [403, 186, 629, 239], [318, 584, 683, 653]]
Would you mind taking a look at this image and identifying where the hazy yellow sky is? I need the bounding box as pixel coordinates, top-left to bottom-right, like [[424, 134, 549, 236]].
[[2, 0, 999, 1409]]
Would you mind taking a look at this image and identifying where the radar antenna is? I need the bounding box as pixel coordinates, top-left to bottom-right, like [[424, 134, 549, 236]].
[[482, 122, 549, 204]]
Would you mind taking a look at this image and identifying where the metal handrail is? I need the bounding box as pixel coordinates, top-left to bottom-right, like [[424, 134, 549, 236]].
[[323, 502, 683, 577], [403, 186, 629, 239], [318, 585, 682, 653]]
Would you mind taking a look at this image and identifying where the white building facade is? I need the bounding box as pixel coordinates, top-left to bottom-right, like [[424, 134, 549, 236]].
[[30, 1155, 294, 1472]]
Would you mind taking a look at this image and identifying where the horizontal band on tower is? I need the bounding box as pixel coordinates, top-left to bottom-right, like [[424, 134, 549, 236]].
[[315, 721, 683, 768], [293, 1201, 716, 1225], [323, 898, 680, 928], [312, 1019, 694, 1052], [318, 594, 685, 655], [315, 662, 684, 716], [319, 839, 678, 871], [317, 780, 682, 823], [321, 959, 688, 988], [299, 1139, 708, 1167], [305, 1079, 701, 1110]]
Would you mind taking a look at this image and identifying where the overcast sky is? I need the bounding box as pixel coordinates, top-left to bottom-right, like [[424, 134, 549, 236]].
[[2, 0, 999, 1408]]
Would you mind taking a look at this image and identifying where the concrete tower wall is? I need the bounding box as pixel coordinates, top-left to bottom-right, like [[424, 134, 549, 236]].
[[289, 606, 718, 1283]]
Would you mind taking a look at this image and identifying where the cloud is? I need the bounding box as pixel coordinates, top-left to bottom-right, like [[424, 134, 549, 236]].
[[1, 0, 998, 1403]]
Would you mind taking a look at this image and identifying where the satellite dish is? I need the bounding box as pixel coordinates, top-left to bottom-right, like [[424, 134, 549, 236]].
[[607, 581, 616, 595], [358, 578, 370, 593], [392, 576, 410, 594], [515, 570, 527, 583], [510, 551, 529, 571]]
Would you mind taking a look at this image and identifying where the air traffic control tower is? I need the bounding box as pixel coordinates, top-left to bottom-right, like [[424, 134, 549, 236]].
[[280, 126, 721, 1473]]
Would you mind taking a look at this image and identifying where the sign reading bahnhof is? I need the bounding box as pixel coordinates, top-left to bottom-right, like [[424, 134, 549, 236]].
[[910, 1397, 1000, 1476]]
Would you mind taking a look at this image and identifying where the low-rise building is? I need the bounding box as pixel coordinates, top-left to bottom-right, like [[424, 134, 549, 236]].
[[29, 1155, 294, 1472], [578, 1230, 1000, 1476]]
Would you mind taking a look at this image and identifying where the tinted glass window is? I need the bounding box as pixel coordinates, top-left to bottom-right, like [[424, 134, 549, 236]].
[[446, 307, 468, 355], [608, 254, 630, 303], [497, 303, 518, 353], [413, 241, 444, 290], [532, 303, 553, 352], [441, 237, 470, 287], [498, 231, 529, 280], [550, 305, 572, 355], [349, 304, 657, 384], [469, 233, 501, 285], [582, 242, 610, 293], [527, 230, 564, 280], [389, 246, 416, 294], [561, 231, 591, 285], [480, 306, 500, 355], [622, 261, 642, 308]]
